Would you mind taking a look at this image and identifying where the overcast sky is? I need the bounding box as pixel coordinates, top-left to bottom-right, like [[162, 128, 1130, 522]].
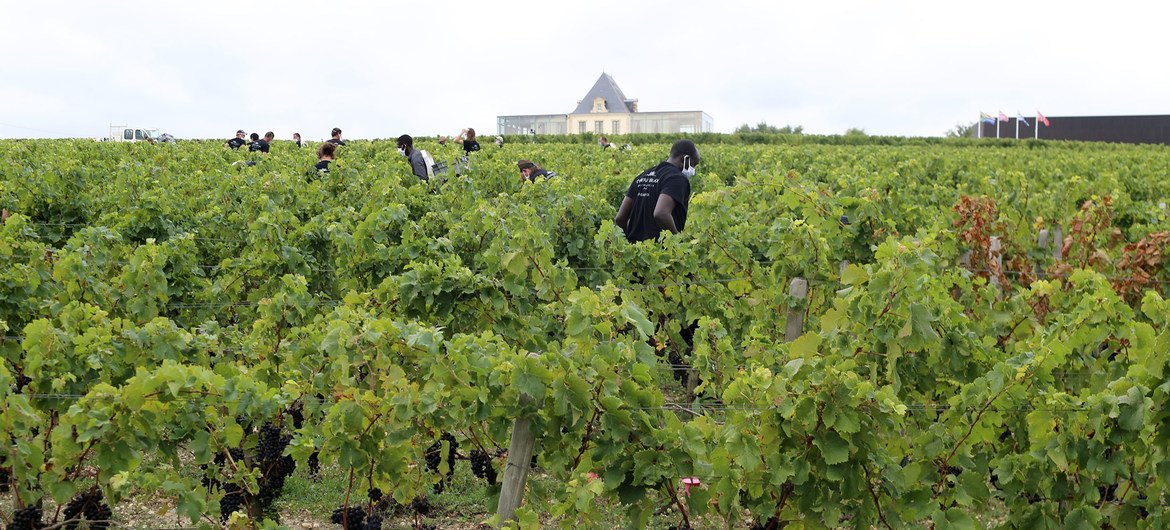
[[2, 0, 1167, 140]]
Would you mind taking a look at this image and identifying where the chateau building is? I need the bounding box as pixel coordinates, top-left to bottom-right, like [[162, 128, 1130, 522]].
[[498, 74, 713, 136]]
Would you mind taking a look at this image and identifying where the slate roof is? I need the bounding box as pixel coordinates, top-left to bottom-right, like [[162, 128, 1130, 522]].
[[571, 73, 635, 114]]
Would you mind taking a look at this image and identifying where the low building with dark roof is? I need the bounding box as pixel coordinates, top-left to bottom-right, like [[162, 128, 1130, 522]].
[[498, 73, 713, 136], [979, 114, 1170, 145]]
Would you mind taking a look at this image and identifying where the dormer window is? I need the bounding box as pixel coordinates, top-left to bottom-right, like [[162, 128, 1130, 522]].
[[592, 97, 607, 113]]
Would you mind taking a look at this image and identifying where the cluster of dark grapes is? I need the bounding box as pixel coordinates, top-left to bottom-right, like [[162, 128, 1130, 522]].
[[0, 467, 10, 493], [253, 423, 296, 510], [293, 397, 325, 477], [14, 374, 31, 394], [287, 400, 305, 430], [679, 321, 698, 349], [667, 350, 689, 384], [369, 489, 403, 516], [327, 503, 367, 528], [61, 488, 113, 530], [468, 449, 497, 485], [410, 496, 431, 517], [424, 433, 458, 493], [201, 447, 246, 519], [218, 487, 246, 522], [308, 451, 321, 477], [201, 422, 296, 520], [8, 504, 44, 530], [329, 505, 383, 530], [667, 524, 692, 530], [257, 423, 284, 461]]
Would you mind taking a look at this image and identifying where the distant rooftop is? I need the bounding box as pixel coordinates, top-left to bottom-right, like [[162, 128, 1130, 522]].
[[571, 73, 636, 114]]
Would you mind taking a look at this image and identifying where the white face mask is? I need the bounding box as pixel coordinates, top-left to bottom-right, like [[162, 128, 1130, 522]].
[[681, 156, 696, 178], [397, 147, 406, 157]]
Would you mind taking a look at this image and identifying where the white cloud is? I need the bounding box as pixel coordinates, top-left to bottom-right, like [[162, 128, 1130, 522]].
[[2, 0, 1169, 139]]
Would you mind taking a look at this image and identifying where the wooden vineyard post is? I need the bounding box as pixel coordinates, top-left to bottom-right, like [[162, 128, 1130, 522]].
[[1052, 226, 1063, 262], [497, 355, 541, 526], [785, 278, 808, 343], [1037, 229, 1050, 279]]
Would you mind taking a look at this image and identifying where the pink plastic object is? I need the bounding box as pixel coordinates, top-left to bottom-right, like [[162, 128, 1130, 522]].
[[681, 477, 702, 496]]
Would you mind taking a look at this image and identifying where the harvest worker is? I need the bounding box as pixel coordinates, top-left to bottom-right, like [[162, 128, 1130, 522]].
[[293, 132, 304, 148], [327, 127, 346, 146], [517, 159, 555, 182], [249, 132, 273, 154], [613, 139, 698, 242], [225, 129, 247, 149], [454, 128, 481, 154], [315, 142, 336, 174], [396, 134, 429, 181]]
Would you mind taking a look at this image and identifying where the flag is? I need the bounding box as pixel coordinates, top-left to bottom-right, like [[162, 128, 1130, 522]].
[[998, 111, 1010, 122], [980, 112, 995, 124], [1037, 111, 1050, 127], [1016, 113, 1030, 127]]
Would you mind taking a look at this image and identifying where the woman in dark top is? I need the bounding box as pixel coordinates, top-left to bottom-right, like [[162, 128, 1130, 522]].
[[314, 142, 336, 175], [455, 128, 481, 153]]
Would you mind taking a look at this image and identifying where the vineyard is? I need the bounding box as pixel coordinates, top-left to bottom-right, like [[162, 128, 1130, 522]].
[[1, 136, 1169, 529]]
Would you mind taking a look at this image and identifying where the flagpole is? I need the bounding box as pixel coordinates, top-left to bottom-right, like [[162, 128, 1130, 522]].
[[977, 114, 981, 138], [1015, 115, 1020, 139], [996, 118, 1000, 138], [1035, 113, 1039, 139]]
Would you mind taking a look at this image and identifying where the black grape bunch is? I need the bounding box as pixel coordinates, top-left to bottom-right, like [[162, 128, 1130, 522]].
[[287, 399, 323, 477], [254, 422, 297, 508], [469, 449, 498, 485], [424, 432, 458, 493], [61, 488, 113, 530], [8, 504, 45, 530], [330, 505, 382, 530], [410, 496, 431, 517], [203, 422, 296, 521], [203, 447, 245, 520]]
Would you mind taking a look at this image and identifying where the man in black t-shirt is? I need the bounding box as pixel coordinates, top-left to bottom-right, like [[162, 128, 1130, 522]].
[[326, 127, 346, 146], [614, 139, 699, 243], [249, 131, 273, 154], [225, 130, 247, 149]]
